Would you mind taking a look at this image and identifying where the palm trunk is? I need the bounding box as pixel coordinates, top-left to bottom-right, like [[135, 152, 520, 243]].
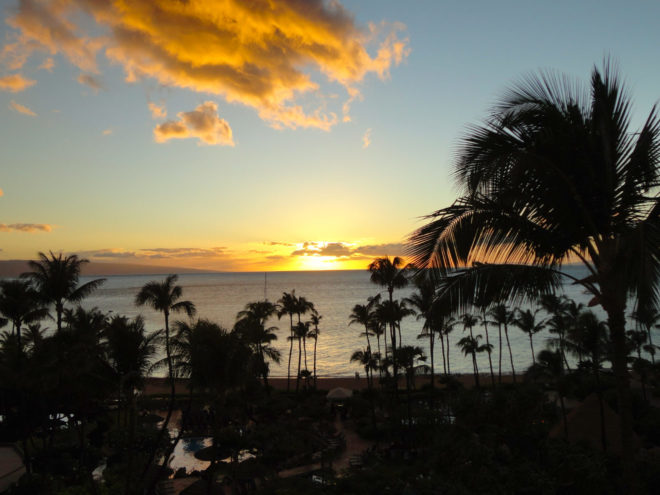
[[303, 335, 308, 371], [472, 352, 480, 388], [446, 333, 451, 374], [429, 332, 435, 389], [504, 323, 516, 383], [529, 334, 536, 365], [296, 337, 302, 393], [287, 314, 293, 392], [483, 316, 495, 387], [438, 330, 447, 375], [497, 323, 503, 384], [364, 324, 372, 350], [604, 297, 636, 491], [313, 337, 318, 388], [142, 310, 176, 482]]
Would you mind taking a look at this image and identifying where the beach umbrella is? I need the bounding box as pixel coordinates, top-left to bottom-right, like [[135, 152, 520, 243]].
[[326, 387, 352, 400]]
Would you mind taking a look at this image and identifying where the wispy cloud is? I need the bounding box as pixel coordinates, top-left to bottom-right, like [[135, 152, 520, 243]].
[[154, 101, 234, 146], [362, 128, 372, 148], [0, 188, 3, 197], [148, 101, 166, 119], [77, 73, 102, 91], [0, 73, 35, 92], [102, 128, 112, 136], [38, 57, 54, 71], [2, 1, 408, 133], [0, 223, 52, 233], [9, 100, 36, 116]]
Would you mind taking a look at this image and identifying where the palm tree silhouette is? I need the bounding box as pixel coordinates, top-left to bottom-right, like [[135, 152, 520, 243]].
[[22, 251, 105, 332], [0, 279, 47, 353], [488, 304, 515, 383], [513, 308, 546, 366], [235, 300, 280, 389], [457, 335, 486, 388], [277, 291, 297, 392], [349, 303, 374, 351], [408, 63, 660, 477], [406, 275, 442, 387], [631, 307, 660, 363], [368, 256, 410, 368], [134, 274, 195, 479], [309, 311, 322, 387]]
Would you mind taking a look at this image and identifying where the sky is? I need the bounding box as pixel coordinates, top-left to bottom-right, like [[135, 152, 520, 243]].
[[1, 0, 659, 272]]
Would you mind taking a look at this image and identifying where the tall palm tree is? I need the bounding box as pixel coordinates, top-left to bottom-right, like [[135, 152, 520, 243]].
[[457, 335, 484, 388], [368, 256, 410, 363], [0, 280, 47, 353], [349, 303, 374, 351], [22, 251, 105, 332], [406, 275, 446, 387], [488, 304, 515, 383], [513, 309, 546, 366], [235, 301, 280, 389], [408, 62, 660, 483], [438, 316, 457, 375], [277, 291, 297, 392], [134, 274, 196, 479], [631, 307, 660, 363], [309, 311, 322, 387]]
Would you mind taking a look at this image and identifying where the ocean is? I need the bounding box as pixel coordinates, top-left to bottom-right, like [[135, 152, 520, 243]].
[[68, 266, 649, 378]]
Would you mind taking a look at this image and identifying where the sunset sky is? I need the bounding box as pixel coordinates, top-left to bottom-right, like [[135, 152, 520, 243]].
[[1, 0, 659, 272]]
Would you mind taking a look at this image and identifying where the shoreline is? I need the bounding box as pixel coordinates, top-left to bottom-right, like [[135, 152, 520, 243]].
[[143, 373, 518, 395]]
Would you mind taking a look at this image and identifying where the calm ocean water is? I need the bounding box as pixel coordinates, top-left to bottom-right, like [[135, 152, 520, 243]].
[[64, 266, 651, 378]]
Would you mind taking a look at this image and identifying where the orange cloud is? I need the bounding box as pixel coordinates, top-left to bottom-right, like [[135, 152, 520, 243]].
[[0, 223, 51, 232], [3, 0, 408, 132], [102, 128, 112, 135], [0, 73, 36, 92], [148, 101, 166, 119], [4, 0, 101, 73], [154, 101, 234, 146], [0, 188, 3, 196], [362, 128, 372, 148], [39, 56, 54, 71], [9, 100, 36, 116]]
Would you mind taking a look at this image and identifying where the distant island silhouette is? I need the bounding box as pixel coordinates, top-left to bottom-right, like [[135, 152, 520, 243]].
[[0, 260, 217, 277]]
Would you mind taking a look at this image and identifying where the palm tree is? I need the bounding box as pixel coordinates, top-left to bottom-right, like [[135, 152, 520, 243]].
[[406, 275, 439, 387], [513, 309, 546, 366], [277, 291, 298, 392], [457, 335, 483, 388], [394, 345, 426, 425], [309, 311, 322, 387], [293, 321, 310, 393], [0, 279, 47, 353], [440, 316, 456, 375], [349, 303, 374, 350], [134, 274, 196, 479], [631, 307, 660, 363], [368, 256, 410, 361], [22, 251, 105, 332], [235, 301, 280, 389], [350, 348, 379, 391], [487, 303, 515, 383], [408, 63, 660, 481]]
